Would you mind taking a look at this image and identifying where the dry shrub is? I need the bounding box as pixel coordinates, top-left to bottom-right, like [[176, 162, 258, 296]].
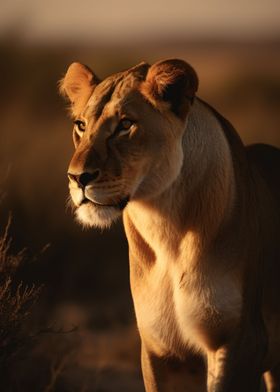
[[0, 214, 43, 386]]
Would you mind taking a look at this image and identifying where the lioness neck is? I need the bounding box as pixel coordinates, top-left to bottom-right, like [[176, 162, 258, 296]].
[[124, 98, 236, 260]]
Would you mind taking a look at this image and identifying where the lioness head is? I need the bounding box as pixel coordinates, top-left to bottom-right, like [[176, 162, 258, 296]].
[[60, 59, 198, 228]]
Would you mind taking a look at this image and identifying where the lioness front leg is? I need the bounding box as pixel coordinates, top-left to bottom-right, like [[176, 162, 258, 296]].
[[207, 343, 265, 392], [207, 308, 268, 392], [264, 368, 280, 392], [141, 342, 206, 392]]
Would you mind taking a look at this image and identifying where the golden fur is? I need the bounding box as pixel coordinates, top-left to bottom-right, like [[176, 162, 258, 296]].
[[60, 59, 280, 392]]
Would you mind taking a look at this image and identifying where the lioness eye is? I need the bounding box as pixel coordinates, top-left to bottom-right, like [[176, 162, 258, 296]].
[[74, 120, 86, 132], [116, 119, 134, 135], [120, 119, 133, 129]]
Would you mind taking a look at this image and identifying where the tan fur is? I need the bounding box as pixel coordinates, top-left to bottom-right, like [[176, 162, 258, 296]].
[[60, 59, 280, 392], [59, 62, 99, 117]]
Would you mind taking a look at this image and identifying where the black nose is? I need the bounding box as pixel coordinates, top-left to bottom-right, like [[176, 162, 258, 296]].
[[68, 170, 101, 187]]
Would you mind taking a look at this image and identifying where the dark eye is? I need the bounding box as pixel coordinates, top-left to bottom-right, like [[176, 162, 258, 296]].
[[74, 120, 86, 132], [116, 119, 134, 135]]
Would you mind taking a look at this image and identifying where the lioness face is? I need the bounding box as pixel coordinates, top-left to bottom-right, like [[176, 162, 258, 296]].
[[60, 60, 198, 228]]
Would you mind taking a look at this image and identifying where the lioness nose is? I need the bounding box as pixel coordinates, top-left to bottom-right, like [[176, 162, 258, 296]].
[[68, 170, 100, 187]]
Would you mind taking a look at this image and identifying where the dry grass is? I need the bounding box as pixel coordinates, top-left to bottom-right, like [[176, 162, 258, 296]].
[[0, 212, 43, 388]]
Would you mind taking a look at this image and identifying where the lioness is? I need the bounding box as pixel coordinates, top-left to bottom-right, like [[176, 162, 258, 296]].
[[60, 59, 280, 392]]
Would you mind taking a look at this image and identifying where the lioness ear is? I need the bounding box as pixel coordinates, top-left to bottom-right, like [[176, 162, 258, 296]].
[[142, 59, 198, 119], [59, 62, 99, 117]]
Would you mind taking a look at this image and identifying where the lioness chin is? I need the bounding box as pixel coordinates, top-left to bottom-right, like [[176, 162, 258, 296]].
[[60, 59, 280, 392]]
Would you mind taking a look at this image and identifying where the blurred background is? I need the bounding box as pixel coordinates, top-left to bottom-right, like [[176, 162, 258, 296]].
[[0, 0, 280, 390]]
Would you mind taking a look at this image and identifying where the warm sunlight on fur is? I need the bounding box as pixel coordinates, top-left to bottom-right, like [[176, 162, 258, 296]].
[[76, 203, 121, 229], [60, 59, 280, 392]]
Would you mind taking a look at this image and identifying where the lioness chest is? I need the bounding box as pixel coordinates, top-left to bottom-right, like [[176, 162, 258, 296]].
[[131, 257, 241, 357], [125, 212, 242, 357]]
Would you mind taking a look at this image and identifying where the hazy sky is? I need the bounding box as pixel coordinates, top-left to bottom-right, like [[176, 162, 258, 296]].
[[2, 0, 280, 43]]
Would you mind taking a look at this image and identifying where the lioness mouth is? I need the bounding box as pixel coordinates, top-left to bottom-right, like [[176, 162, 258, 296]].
[[81, 196, 130, 211]]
